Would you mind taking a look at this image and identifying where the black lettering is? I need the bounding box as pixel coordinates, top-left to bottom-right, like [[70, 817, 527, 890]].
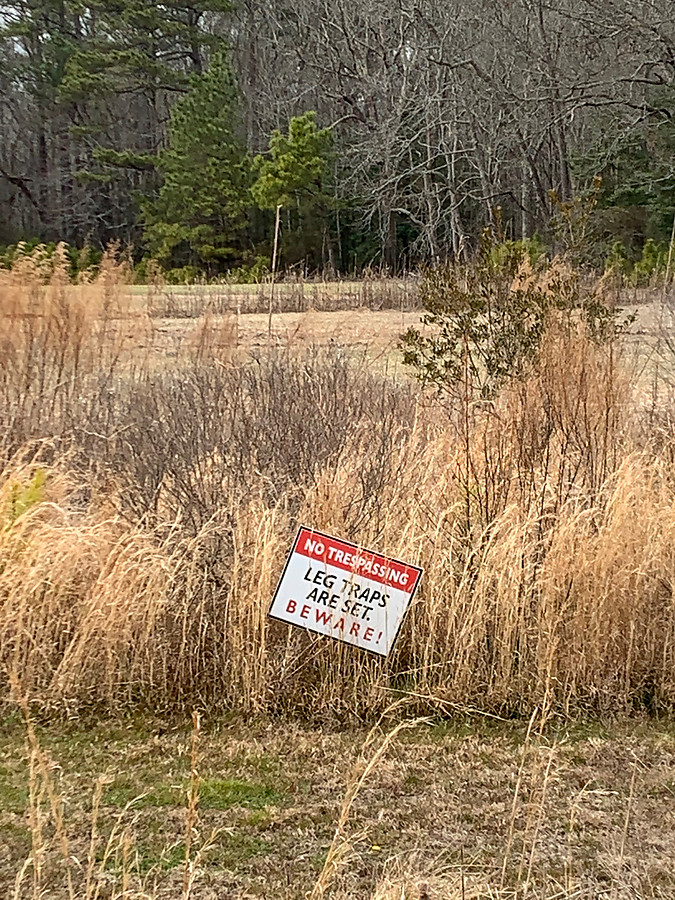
[[304, 565, 314, 583], [317, 589, 330, 605], [328, 594, 339, 609], [306, 587, 318, 602], [361, 605, 373, 621]]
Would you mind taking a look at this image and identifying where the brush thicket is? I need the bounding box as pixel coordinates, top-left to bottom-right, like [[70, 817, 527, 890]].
[[1, 248, 674, 719]]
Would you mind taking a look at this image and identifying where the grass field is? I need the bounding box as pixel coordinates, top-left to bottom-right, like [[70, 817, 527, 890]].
[[148, 308, 421, 373], [137, 278, 419, 319], [3, 249, 675, 897], [2, 714, 675, 899]]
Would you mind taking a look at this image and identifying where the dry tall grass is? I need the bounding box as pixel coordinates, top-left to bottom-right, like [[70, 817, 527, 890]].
[[0, 242, 149, 457], [2, 247, 675, 719]]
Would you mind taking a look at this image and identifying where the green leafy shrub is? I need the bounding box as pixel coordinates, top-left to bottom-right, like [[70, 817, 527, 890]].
[[604, 241, 632, 277], [165, 265, 201, 285], [487, 236, 547, 273], [226, 256, 270, 283], [402, 245, 630, 399], [604, 238, 670, 285], [0, 241, 103, 280]]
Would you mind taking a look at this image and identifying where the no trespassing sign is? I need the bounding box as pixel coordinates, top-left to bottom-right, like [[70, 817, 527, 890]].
[[268, 526, 423, 657]]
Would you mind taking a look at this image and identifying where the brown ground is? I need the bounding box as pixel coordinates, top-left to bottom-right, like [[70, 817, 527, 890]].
[[151, 308, 421, 356], [1, 716, 674, 899], [145, 293, 666, 360]]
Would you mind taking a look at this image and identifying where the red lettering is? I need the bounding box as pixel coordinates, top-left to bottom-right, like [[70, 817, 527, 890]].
[[300, 604, 310, 619], [315, 609, 332, 625], [363, 627, 374, 641], [286, 599, 297, 613], [333, 617, 345, 631], [349, 622, 360, 637]]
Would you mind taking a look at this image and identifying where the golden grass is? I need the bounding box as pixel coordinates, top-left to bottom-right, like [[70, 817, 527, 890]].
[[1, 247, 675, 719], [0, 244, 151, 459]]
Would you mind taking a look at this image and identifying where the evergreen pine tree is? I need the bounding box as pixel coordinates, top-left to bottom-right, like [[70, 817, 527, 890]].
[[142, 51, 251, 272], [252, 112, 333, 268]]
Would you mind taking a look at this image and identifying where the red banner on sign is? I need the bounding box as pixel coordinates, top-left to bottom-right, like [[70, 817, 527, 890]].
[[294, 526, 418, 594]]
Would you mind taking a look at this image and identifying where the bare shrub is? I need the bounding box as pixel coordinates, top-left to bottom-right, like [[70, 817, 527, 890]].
[[80, 347, 418, 530]]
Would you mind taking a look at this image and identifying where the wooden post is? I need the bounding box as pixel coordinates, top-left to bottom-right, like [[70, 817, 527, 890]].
[[268, 203, 282, 340]]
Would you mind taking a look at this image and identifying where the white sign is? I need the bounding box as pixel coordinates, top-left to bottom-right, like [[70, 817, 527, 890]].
[[268, 526, 423, 656]]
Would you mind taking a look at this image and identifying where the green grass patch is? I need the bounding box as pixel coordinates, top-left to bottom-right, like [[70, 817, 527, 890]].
[[199, 778, 284, 810], [131, 839, 186, 875], [135, 828, 272, 874], [211, 747, 285, 780], [155, 843, 186, 872], [103, 776, 182, 809], [246, 808, 273, 828], [210, 833, 273, 869], [100, 773, 286, 814], [0, 765, 28, 813]]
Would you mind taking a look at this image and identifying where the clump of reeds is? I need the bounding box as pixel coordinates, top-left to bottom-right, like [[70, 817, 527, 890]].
[[0, 457, 174, 709]]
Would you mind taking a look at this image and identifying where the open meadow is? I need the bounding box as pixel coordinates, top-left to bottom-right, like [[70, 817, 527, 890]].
[[2, 249, 675, 897]]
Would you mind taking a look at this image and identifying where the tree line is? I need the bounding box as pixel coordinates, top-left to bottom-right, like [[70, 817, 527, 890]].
[[2, 0, 675, 277]]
